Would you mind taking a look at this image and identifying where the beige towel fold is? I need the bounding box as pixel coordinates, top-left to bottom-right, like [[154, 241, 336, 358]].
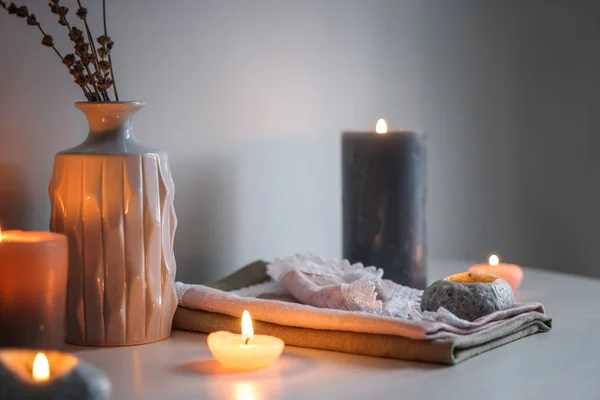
[[172, 261, 552, 365]]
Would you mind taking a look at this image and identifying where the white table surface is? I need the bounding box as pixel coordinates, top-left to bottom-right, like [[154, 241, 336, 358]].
[[68, 259, 600, 400]]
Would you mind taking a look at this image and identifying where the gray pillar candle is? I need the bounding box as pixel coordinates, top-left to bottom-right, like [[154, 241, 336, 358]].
[[342, 120, 427, 289]]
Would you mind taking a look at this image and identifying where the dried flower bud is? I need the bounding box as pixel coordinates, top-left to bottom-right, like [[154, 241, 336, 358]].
[[74, 75, 87, 87], [58, 15, 68, 26], [69, 27, 83, 42], [73, 61, 84, 73], [16, 5, 28, 18], [69, 66, 83, 78], [97, 46, 108, 58], [107, 41, 114, 50], [26, 14, 38, 26], [98, 60, 111, 71], [76, 7, 87, 19], [7, 3, 17, 14], [80, 52, 92, 64], [96, 35, 111, 46], [49, 2, 58, 14], [75, 42, 89, 55], [57, 6, 68, 17], [62, 54, 76, 67], [97, 77, 113, 89], [41, 35, 54, 47]]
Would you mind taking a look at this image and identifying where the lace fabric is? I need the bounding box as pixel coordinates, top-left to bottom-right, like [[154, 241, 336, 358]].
[[175, 255, 547, 340], [236, 253, 442, 321], [180, 254, 519, 326], [176, 282, 195, 305]]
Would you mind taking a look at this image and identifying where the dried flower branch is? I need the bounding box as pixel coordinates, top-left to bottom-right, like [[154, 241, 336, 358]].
[[49, 1, 103, 101], [75, 0, 110, 100], [101, 0, 118, 100], [1, 0, 121, 102], [1, 1, 94, 100]]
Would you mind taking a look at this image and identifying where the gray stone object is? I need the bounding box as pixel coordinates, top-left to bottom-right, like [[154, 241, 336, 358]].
[[420, 272, 514, 321], [0, 350, 111, 400]]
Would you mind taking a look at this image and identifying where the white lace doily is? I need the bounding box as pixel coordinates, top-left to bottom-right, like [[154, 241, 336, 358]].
[[176, 254, 478, 325]]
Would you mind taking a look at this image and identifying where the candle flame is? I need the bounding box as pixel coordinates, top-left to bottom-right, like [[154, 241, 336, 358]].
[[489, 254, 500, 266], [32, 353, 50, 382], [375, 118, 387, 134], [241, 310, 254, 342]]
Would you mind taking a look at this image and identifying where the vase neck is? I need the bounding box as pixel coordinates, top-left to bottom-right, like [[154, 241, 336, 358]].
[[76, 102, 144, 139]]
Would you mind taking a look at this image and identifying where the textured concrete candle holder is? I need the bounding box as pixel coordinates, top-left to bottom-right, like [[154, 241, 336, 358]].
[[420, 272, 514, 321], [0, 350, 111, 400]]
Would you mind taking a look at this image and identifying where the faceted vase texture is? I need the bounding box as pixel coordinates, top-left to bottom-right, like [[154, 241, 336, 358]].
[[49, 102, 178, 346]]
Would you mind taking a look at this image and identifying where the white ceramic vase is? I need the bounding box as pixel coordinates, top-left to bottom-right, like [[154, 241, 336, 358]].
[[49, 102, 178, 346]]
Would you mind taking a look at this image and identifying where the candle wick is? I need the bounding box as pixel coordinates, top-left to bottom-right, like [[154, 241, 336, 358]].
[[244, 337, 250, 345]]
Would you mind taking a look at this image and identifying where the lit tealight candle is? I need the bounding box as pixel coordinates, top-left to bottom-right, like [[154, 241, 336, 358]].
[[0, 349, 111, 399], [468, 254, 523, 290], [207, 311, 285, 371]]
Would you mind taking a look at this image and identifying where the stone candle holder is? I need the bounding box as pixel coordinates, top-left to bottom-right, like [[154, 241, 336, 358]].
[[0, 350, 111, 400], [420, 272, 514, 321]]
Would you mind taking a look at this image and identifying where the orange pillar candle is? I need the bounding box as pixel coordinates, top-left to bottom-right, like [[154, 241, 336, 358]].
[[468, 254, 523, 290], [0, 229, 68, 349], [207, 311, 285, 371]]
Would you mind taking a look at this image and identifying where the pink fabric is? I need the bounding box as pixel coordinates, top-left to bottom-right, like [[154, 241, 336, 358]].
[[178, 284, 545, 340], [177, 254, 546, 340]]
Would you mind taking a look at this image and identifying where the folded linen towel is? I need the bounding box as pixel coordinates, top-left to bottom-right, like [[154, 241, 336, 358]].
[[173, 257, 552, 364]]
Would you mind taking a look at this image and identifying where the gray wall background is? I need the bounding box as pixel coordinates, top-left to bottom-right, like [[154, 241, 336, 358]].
[[1, 0, 599, 283]]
